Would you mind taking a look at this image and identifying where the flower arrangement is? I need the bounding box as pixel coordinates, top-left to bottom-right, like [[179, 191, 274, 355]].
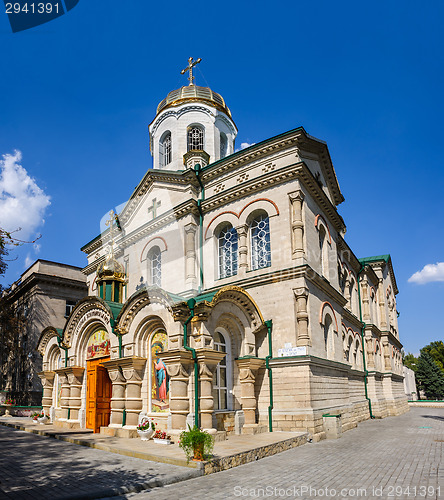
[[153, 429, 171, 441], [179, 425, 214, 461], [4, 398, 15, 406], [137, 419, 155, 432], [31, 412, 41, 420]]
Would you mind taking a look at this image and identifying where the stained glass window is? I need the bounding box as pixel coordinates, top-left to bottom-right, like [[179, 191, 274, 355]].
[[251, 214, 271, 270], [218, 226, 238, 278]]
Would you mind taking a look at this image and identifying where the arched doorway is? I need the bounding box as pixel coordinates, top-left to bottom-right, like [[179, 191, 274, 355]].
[[85, 329, 111, 433]]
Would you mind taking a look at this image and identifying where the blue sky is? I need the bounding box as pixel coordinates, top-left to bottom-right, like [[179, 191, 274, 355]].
[[0, 1, 443, 354]]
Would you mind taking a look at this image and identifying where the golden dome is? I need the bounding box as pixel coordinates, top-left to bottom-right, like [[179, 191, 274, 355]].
[[156, 86, 232, 118], [96, 255, 126, 282]]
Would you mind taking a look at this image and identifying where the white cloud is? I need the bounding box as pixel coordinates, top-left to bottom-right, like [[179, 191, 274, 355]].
[[235, 142, 256, 152], [24, 254, 33, 269], [408, 262, 444, 284], [0, 150, 50, 240]]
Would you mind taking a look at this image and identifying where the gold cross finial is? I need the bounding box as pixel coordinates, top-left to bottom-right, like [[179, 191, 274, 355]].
[[181, 57, 202, 86]]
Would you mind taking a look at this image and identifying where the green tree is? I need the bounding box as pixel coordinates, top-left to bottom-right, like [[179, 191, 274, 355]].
[[403, 352, 418, 372], [421, 341, 444, 374], [415, 352, 444, 400]]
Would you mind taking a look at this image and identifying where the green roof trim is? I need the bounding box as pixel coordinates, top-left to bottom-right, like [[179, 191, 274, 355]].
[[56, 328, 63, 336], [193, 290, 219, 303], [358, 254, 391, 265], [103, 300, 124, 320]]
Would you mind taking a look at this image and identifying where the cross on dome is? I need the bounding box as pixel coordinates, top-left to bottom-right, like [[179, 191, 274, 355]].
[[180, 57, 202, 86]]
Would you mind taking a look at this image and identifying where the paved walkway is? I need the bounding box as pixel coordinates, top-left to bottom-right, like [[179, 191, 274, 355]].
[[0, 425, 200, 499], [121, 407, 444, 500]]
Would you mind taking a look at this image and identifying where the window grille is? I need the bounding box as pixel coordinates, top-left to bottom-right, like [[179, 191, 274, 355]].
[[251, 214, 271, 270], [149, 247, 162, 287], [187, 126, 204, 151], [218, 226, 238, 278]]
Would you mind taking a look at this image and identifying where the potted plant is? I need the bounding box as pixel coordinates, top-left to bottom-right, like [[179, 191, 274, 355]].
[[37, 412, 49, 425], [136, 417, 155, 441], [153, 429, 172, 445], [31, 412, 40, 422], [179, 425, 214, 461], [4, 398, 15, 406]]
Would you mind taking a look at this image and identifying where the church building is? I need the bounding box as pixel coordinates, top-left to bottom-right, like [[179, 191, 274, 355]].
[[37, 58, 408, 440]]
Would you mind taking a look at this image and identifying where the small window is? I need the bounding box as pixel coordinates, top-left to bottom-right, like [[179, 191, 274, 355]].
[[220, 133, 227, 159], [187, 126, 204, 151], [251, 214, 271, 270], [65, 300, 76, 318], [148, 246, 162, 287], [159, 132, 172, 167], [218, 226, 238, 278], [213, 332, 228, 410]]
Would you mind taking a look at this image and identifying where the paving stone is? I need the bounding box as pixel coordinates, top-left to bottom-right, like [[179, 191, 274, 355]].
[[122, 407, 444, 500]]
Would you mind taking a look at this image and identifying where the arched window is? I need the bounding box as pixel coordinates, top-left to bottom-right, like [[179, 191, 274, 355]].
[[148, 246, 162, 287], [159, 132, 172, 167], [323, 315, 334, 359], [187, 125, 204, 151], [213, 331, 229, 410], [218, 225, 238, 278], [251, 213, 271, 270], [220, 133, 227, 158], [319, 226, 328, 277]]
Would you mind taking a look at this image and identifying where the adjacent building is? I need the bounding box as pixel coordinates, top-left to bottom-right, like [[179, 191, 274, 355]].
[[0, 260, 87, 405]]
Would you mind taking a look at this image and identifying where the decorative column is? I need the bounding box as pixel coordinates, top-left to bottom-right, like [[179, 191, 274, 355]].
[[294, 287, 310, 347], [360, 276, 370, 322], [38, 371, 55, 416], [378, 278, 387, 330], [236, 224, 249, 272], [195, 349, 226, 430], [289, 190, 305, 260], [66, 367, 84, 421], [55, 369, 70, 420], [235, 357, 265, 430], [184, 223, 197, 289], [160, 350, 194, 430], [121, 357, 146, 428], [101, 360, 126, 427]]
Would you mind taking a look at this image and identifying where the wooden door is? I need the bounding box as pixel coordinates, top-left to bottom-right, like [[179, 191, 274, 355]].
[[86, 357, 111, 433]]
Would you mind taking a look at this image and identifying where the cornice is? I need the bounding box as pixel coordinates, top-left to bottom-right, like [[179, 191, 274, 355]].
[[201, 127, 344, 206], [3, 273, 87, 302], [202, 161, 345, 233]]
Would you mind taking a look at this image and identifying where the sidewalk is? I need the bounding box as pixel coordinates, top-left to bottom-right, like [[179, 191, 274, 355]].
[[0, 416, 308, 474]]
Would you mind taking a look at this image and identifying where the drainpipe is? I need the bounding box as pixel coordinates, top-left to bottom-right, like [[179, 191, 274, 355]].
[[264, 320, 274, 432], [184, 298, 199, 428], [193, 164, 204, 294], [357, 265, 374, 419]]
